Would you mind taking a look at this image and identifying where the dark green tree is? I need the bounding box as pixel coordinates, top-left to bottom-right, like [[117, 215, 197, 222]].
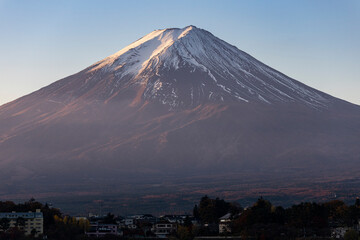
[[103, 213, 116, 224], [344, 229, 359, 240], [15, 217, 26, 229], [193, 204, 199, 220], [197, 195, 240, 224], [0, 218, 10, 232], [184, 216, 192, 228]]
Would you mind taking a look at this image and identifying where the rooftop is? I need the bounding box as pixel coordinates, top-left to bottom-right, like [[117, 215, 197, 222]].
[[0, 210, 43, 219]]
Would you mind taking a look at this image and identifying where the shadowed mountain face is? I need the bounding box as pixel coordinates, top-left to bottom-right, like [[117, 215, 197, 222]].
[[1, 26, 360, 212]]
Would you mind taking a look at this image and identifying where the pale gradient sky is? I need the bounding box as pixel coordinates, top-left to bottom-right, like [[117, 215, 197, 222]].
[[0, 0, 359, 106]]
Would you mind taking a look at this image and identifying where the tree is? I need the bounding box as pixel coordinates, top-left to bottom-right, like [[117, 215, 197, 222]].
[[344, 229, 359, 240], [193, 205, 199, 220], [229, 202, 242, 216], [15, 217, 26, 229], [184, 216, 192, 228], [198, 195, 217, 223], [78, 218, 90, 232], [0, 218, 10, 232], [247, 197, 272, 225], [355, 198, 360, 207], [30, 228, 37, 237], [177, 225, 192, 240], [197, 195, 239, 224], [103, 213, 116, 224], [0, 201, 16, 212]]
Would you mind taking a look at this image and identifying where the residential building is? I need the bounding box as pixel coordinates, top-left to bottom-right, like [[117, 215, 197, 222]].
[[153, 220, 177, 238], [219, 213, 232, 234], [0, 209, 43, 237], [161, 214, 194, 224], [86, 223, 122, 237]]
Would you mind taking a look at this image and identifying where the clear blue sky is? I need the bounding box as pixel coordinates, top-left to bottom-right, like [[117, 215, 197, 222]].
[[0, 0, 359, 105]]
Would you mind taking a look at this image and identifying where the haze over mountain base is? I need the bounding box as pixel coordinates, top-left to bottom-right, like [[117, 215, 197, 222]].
[[2, 168, 360, 215]]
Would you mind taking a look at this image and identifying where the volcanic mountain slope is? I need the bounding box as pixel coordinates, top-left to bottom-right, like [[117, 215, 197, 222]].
[[0, 26, 360, 203]]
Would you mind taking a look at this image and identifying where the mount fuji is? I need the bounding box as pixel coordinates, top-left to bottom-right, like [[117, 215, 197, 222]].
[[1, 26, 360, 213]]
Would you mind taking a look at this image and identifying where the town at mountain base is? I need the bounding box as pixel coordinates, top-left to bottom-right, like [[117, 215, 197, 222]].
[[2, 196, 360, 240]]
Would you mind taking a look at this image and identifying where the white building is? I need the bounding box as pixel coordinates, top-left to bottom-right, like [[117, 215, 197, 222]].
[[0, 209, 43, 237], [153, 221, 177, 238], [219, 213, 232, 234], [86, 223, 122, 237]]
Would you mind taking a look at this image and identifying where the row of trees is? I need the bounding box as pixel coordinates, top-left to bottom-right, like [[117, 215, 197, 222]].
[[191, 196, 360, 239]]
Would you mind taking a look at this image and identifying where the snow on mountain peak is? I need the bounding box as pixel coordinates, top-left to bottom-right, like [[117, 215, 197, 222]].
[[178, 25, 197, 38], [83, 26, 333, 109], [88, 26, 195, 75]]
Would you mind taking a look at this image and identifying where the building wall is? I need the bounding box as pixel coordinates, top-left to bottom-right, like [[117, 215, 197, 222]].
[[0, 209, 43, 237]]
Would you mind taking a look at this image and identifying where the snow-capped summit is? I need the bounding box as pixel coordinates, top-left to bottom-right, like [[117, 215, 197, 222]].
[[75, 25, 333, 109]]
